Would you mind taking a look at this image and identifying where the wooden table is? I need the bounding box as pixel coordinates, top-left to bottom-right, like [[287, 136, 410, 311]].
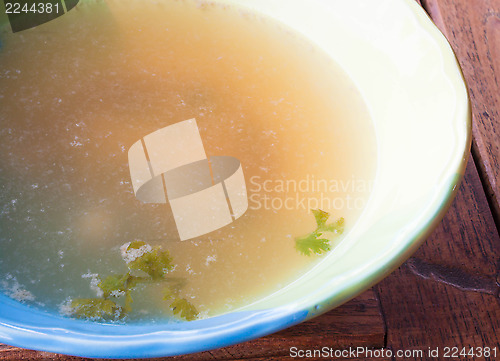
[[1, 0, 499, 360]]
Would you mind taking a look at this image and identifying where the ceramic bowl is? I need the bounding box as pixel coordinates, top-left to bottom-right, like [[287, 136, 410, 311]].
[[0, 0, 471, 358]]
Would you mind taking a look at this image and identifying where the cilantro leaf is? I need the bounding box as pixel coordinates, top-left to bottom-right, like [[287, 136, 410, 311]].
[[127, 240, 147, 250], [170, 298, 199, 321], [312, 209, 330, 228], [72, 241, 197, 322], [320, 216, 345, 234], [295, 232, 331, 256], [124, 290, 133, 314], [295, 210, 344, 256], [126, 243, 174, 280], [70, 298, 122, 320], [163, 286, 174, 301], [98, 273, 129, 298]]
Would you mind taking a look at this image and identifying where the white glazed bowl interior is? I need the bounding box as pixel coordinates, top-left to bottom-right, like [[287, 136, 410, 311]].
[[233, 0, 470, 312]]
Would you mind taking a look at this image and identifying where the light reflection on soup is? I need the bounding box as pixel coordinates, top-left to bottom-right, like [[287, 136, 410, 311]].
[[0, 0, 376, 320]]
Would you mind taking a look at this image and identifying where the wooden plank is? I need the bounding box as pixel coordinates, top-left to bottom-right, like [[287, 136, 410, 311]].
[[421, 0, 500, 229], [0, 289, 385, 360], [376, 157, 500, 361]]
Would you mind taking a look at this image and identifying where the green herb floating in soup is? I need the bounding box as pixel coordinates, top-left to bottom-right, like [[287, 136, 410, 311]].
[[295, 210, 344, 256], [69, 241, 198, 321]]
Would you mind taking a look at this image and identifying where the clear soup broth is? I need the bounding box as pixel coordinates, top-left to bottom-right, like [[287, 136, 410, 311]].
[[0, 0, 376, 321]]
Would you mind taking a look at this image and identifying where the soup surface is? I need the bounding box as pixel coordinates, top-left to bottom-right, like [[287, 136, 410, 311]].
[[0, 0, 376, 321]]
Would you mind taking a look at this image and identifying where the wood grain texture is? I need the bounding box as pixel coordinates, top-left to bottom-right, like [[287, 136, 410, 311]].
[[376, 157, 500, 361], [0, 290, 384, 360], [421, 0, 500, 230]]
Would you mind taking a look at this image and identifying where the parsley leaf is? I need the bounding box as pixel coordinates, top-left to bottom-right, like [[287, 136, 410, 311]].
[[70, 298, 122, 320], [124, 290, 133, 314], [295, 232, 331, 256], [295, 210, 344, 256], [163, 286, 174, 301], [98, 273, 129, 298], [312, 209, 330, 228], [69, 240, 197, 322], [125, 241, 174, 280], [170, 298, 199, 321]]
